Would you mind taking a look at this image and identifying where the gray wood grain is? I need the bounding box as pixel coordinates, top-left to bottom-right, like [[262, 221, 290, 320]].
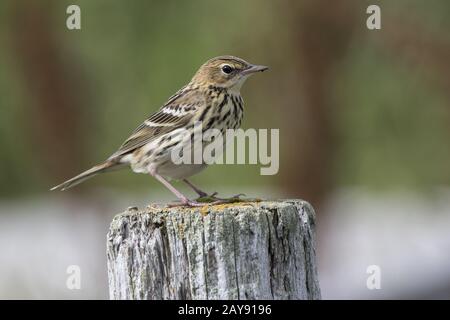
[[107, 199, 321, 300]]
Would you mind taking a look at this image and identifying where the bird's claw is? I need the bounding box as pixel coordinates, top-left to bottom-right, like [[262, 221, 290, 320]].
[[168, 193, 247, 208], [167, 200, 207, 208], [213, 193, 246, 201], [196, 193, 246, 203]]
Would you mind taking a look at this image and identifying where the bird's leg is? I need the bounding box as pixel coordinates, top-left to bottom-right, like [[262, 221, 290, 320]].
[[183, 179, 217, 198], [151, 172, 205, 207]]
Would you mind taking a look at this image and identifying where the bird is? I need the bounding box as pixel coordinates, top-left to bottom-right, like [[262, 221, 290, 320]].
[[51, 56, 268, 206]]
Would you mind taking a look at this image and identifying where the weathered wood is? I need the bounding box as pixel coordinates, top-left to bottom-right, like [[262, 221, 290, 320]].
[[106, 199, 321, 300]]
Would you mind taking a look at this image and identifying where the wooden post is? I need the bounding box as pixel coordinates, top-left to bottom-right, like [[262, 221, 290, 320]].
[[107, 199, 321, 300]]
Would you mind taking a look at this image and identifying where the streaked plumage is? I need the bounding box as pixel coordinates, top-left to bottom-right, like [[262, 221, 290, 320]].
[[51, 56, 268, 206]]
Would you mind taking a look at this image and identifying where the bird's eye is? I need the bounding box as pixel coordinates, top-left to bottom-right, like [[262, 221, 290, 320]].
[[221, 65, 233, 74]]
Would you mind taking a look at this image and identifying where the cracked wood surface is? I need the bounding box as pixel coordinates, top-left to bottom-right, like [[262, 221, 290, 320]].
[[107, 199, 321, 300]]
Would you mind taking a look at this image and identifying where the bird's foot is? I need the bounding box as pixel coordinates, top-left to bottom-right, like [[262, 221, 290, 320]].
[[167, 199, 207, 208], [218, 193, 246, 201], [196, 191, 217, 198], [168, 193, 247, 208], [196, 193, 246, 203], [195, 191, 218, 201]]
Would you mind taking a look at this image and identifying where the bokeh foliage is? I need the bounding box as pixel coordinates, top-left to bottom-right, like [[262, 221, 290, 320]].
[[0, 0, 449, 199]]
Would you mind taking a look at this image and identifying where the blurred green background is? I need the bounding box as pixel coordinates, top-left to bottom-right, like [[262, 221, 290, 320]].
[[0, 0, 449, 299], [1, 0, 449, 204]]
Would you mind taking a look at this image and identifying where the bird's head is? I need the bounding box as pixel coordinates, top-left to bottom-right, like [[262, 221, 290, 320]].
[[191, 56, 268, 92]]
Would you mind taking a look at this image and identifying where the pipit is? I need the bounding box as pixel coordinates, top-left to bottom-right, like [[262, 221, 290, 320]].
[[51, 56, 268, 206]]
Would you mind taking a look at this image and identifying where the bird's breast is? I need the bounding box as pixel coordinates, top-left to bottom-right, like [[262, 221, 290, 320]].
[[206, 93, 244, 132]]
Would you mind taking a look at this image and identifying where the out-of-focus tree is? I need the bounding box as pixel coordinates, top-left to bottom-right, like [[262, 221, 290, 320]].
[[278, 0, 450, 210], [10, 0, 89, 186], [279, 0, 358, 209]]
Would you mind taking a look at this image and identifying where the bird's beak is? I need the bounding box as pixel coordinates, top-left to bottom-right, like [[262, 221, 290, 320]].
[[242, 64, 269, 75]]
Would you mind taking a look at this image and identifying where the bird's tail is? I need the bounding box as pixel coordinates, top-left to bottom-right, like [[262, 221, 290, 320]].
[[50, 160, 123, 191]]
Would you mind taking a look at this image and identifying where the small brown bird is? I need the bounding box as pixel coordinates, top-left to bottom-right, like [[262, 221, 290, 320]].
[[51, 56, 268, 206]]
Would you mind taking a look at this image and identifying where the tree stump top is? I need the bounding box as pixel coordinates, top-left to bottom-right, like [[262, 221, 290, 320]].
[[107, 199, 321, 300], [111, 198, 315, 224]]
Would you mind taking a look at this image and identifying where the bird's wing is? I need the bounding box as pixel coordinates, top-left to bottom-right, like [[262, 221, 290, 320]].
[[109, 86, 204, 159]]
